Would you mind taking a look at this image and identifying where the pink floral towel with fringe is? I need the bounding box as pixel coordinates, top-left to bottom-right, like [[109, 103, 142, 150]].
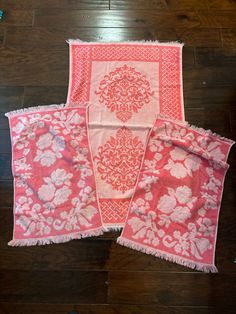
[[118, 116, 235, 272], [66, 40, 185, 229], [5, 104, 104, 246]]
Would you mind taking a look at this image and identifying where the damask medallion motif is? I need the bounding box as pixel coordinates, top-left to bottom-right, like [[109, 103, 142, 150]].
[[95, 64, 154, 122], [94, 127, 144, 193]]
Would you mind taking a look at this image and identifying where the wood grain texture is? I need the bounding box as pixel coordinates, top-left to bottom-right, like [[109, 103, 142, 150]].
[[0, 303, 214, 314], [0, 1, 236, 313]]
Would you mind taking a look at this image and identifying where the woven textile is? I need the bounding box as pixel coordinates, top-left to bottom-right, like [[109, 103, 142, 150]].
[[66, 40, 185, 228], [6, 104, 104, 246], [118, 116, 235, 272]]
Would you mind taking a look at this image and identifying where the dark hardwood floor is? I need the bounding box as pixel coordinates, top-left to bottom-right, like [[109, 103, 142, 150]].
[[0, 1, 236, 313]]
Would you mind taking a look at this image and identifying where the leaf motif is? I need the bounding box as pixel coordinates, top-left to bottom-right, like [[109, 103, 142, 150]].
[[80, 206, 97, 221], [78, 215, 92, 227], [190, 241, 203, 260], [132, 227, 147, 240], [127, 217, 146, 233]]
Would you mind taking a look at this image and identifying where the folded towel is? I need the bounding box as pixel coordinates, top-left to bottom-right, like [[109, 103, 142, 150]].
[[118, 116, 235, 272], [5, 104, 104, 246]]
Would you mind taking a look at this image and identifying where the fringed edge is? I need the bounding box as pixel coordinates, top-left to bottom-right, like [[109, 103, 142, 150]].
[[157, 114, 235, 144], [117, 237, 218, 273], [8, 227, 105, 247], [66, 38, 184, 47], [5, 104, 67, 118], [105, 226, 123, 232]]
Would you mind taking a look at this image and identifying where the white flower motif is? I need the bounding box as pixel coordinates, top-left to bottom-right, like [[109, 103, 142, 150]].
[[51, 169, 73, 186], [36, 133, 53, 150], [175, 186, 192, 204], [158, 194, 176, 214], [164, 160, 187, 178], [34, 132, 65, 167], [170, 206, 191, 223], [38, 184, 55, 202], [165, 147, 201, 179], [13, 122, 25, 134], [53, 186, 72, 205], [170, 147, 188, 161], [35, 149, 56, 167], [131, 198, 150, 214], [149, 138, 164, 153], [158, 185, 195, 224], [184, 154, 201, 172]]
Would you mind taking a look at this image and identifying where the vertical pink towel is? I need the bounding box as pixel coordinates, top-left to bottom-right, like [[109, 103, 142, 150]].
[[66, 40, 185, 229], [6, 104, 104, 246], [118, 116, 235, 272]]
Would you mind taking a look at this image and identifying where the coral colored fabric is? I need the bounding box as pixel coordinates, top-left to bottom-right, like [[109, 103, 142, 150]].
[[118, 116, 235, 272], [6, 104, 104, 246], [67, 40, 185, 228]]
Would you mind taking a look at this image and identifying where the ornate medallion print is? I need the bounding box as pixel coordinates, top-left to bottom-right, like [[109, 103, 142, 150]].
[[95, 64, 154, 122], [94, 127, 144, 193]]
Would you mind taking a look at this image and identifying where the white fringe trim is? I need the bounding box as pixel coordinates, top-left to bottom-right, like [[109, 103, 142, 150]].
[[105, 226, 123, 232], [5, 104, 67, 118], [157, 114, 235, 144], [5, 103, 93, 118], [8, 228, 105, 247], [66, 38, 184, 47], [117, 237, 218, 273]]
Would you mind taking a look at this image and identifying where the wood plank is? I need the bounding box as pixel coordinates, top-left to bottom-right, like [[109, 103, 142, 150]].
[[0, 154, 12, 180], [34, 10, 218, 29], [23, 86, 68, 106], [0, 237, 112, 271], [0, 26, 5, 46], [183, 67, 236, 88], [1, 0, 109, 10], [0, 303, 213, 314], [108, 271, 236, 306], [0, 130, 11, 153], [0, 86, 24, 111], [195, 47, 236, 66], [165, 0, 209, 10], [183, 87, 236, 108], [0, 270, 108, 303], [110, 0, 167, 10], [222, 29, 236, 48], [208, 0, 236, 10], [0, 86, 24, 129], [176, 29, 222, 47], [4, 27, 168, 48], [213, 10, 236, 28], [0, 10, 34, 26], [0, 180, 13, 208], [0, 47, 68, 86], [4, 26, 223, 48]]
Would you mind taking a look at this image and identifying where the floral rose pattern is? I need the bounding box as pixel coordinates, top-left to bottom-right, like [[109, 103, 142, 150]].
[[118, 117, 234, 271], [8, 106, 103, 245]]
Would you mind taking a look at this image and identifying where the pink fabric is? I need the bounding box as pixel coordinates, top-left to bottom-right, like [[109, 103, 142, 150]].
[[67, 40, 185, 229], [6, 104, 104, 246], [118, 116, 235, 272]]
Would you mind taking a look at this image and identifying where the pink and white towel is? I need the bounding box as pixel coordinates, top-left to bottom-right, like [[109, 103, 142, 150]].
[[5, 104, 104, 246], [66, 40, 185, 229], [118, 116, 235, 272]]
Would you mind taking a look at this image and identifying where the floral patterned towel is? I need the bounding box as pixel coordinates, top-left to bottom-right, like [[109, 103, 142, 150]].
[[66, 40, 185, 229], [117, 116, 235, 272], [5, 104, 104, 246]]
